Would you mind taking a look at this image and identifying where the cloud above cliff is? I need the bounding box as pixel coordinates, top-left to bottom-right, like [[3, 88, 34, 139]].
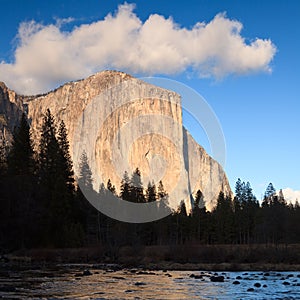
[[0, 3, 276, 94], [281, 188, 300, 205]]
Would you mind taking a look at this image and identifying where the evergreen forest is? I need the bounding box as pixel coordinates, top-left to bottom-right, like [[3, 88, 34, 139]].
[[0, 110, 299, 262]]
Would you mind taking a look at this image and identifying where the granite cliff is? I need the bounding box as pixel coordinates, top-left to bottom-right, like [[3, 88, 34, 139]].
[[0, 70, 231, 211]]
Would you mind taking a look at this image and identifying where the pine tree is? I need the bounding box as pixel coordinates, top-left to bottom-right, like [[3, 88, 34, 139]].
[[78, 151, 93, 191], [3, 113, 37, 248], [212, 192, 234, 244], [278, 189, 286, 205], [130, 168, 145, 203], [195, 189, 205, 208], [264, 183, 276, 201], [56, 120, 85, 246], [242, 181, 259, 244], [233, 179, 243, 243], [176, 201, 191, 244], [260, 182, 277, 243], [155, 179, 171, 227], [38, 109, 60, 188], [157, 180, 168, 199], [107, 178, 116, 195], [57, 120, 74, 191], [244, 182, 254, 202], [76, 151, 99, 245], [235, 178, 243, 202], [7, 113, 34, 175], [36, 109, 60, 245], [37, 110, 84, 247], [120, 171, 131, 201], [192, 189, 208, 243], [146, 181, 157, 202]]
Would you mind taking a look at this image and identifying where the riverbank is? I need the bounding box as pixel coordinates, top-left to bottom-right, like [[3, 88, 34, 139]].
[[2, 244, 300, 271]]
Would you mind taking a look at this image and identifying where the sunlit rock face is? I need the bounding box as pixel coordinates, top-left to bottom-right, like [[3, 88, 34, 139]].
[[0, 82, 24, 148], [0, 70, 231, 211]]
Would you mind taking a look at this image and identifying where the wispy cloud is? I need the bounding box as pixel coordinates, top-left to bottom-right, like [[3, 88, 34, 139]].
[[54, 17, 75, 28], [0, 3, 276, 94]]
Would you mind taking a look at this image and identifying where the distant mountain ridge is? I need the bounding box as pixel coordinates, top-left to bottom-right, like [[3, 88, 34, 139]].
[[0, 70, 231, 211]]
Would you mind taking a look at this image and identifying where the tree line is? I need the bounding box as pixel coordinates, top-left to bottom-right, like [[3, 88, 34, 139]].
[[0, 110, 299, 253]]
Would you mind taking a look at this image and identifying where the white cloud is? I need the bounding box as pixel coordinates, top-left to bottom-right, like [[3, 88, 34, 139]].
[[0, 3, 276, 95], [281, 188, 300, 205]]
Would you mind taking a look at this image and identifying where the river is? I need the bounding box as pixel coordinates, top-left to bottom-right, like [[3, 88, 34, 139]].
[[0, 265, 299, 299]]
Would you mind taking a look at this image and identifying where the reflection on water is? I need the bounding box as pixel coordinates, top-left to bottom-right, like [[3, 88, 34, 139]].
[[0, 265, 299, 299]]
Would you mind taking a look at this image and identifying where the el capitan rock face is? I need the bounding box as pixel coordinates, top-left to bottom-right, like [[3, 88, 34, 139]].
[[0, 70, 231, 211], [0, 82, 24, 148]]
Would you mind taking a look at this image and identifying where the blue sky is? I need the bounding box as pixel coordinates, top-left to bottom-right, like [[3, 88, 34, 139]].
[[0, 0, 299, 201]]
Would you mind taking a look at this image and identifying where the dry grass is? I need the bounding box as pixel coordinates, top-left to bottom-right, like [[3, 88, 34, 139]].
[[6, 244, 300, 271]]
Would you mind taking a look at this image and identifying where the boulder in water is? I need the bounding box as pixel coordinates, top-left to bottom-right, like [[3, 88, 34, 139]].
[[210, 276, 224, 282], [254, 282, 261, 288]]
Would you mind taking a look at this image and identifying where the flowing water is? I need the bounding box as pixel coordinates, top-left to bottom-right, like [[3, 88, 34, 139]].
[[0, 264, 299, 299]]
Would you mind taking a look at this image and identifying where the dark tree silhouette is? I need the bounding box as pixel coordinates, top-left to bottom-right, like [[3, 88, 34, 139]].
[[263, 182, 276, 206], [7, 113, 34, 175], [212, 192, 234, 244], [130, 168, 145, 203], [37, 110, 84, 247], [157, 180, 168, 199], [38, 109, 60, 189], [107, 178, 116, 195], [1, 113, 37, 248], [2, 122, 300, 260], [57, 120, 74, 192], [146, 181, 157, 202], [191, 189, 208, 243], [120, 171, 131, 201], [78, 151, 93, 191]]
